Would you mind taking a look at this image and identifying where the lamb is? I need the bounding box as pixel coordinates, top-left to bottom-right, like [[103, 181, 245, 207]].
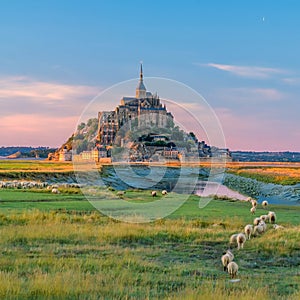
[[268, 211, 276, 224], [161, 190, 168, 195], [262, 200, 268, 209], [250, 206, 256, 215], [151, 191, 157, 197], [253, 217, 261, 226], [221, 250, 234, 271], [237, 233, 246, 250], [244, 224, 253, 240], [229, 233, 239, 245], [227, 261, 239, 279]]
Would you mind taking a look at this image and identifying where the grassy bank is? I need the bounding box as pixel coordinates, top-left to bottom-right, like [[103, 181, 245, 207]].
[[227, 166, 300, 185], [0, 189, 299, 299]]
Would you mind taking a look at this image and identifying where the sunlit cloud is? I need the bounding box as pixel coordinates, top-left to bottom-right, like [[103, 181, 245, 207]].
[[0, 76, 99, 103], [201, 63, 285, 79], [282, 77, 300, 85]]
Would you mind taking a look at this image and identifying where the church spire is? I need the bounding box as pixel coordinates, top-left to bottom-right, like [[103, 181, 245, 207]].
[[136, 62, 146, 99], [140, 63, 143, 81]]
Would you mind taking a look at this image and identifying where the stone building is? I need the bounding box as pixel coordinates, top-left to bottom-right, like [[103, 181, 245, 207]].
[[97, 64, 173, 146]]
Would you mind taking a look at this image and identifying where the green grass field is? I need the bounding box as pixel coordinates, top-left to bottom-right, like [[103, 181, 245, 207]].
[[0, 188, 299, 299]]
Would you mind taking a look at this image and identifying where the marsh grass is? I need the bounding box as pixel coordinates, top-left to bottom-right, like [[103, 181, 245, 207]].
[[0, 203, 299, 299]]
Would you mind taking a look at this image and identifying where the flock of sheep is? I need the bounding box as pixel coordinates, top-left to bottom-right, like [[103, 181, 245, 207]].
[[221, 198, 283, 279]]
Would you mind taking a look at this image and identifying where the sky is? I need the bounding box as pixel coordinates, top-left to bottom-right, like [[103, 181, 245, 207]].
[[0, 0, 299, 151]]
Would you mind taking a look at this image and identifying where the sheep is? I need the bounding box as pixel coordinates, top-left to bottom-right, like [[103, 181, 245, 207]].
[[250, 206, 256, 215], [151, 191, 157, 197], [253, 224, 264, 236], [237, 233, 246, 250], [227, 261, 239, 279], [51, 188, 60, 194], [229, 233, 239, 245], [221, 250, 234, 271], [244, 224, 253, 240], [246, 197, 252, 202], [260, 220, 267, 232], [259, 214, 269, 223], [251, 199, 257, 207], [253, 217, 261, 226], [117, 191, 125, 197], [268, 211, 276, 224], [161, 190, 168, 195], [262, 200, 268, 209], [273, 224, 284, 230]]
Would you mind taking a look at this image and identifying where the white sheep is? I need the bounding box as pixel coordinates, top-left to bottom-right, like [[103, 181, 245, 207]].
[[227, 261, 239, 279], [268, 211, 276, 224], [259, 214, 269, 223], [51, 188, 60, 194], [246, 197, 252, 202], [262, 200, 268, 209], [260, 220, 267, 232], [244, 224, 253, 240], [117, 191, 125, 196], [253, 217, 261, 226], [237, 233, 246, 250], [221, 250, 234, 271], [151, 191, 157, 197], [253, 224, 264, 236], [229, 233, 239, 245], [161, 190, 168, 195], [251, 199, 257, 207], [250, 206, 256, 215], [273, 224, 284, 230]]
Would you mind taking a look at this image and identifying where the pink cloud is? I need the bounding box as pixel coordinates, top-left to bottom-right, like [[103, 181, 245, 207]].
[[0, 76, 99, 103], [0, 114, 79, 147], [227, 87, 285, 101]]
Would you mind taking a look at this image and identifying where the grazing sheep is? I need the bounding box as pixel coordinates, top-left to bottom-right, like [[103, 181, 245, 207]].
[[268, 211, 276, 224], [161, 190, 168, 195], [259, 214, 269, 223], [250, 206, 256, 215], [237, 233, 246, 250], [221, 250, 234, 271], [229, 233, 239, 245], [151, 191, 157, 197], [253, 217, 261, 226], [244, 224, 253, 240], [253, 224, 264, 236], [262, 200, 268, 209], [117, 191, 125, 196], [273, 224, 284, 230], [227, 261, 239, 279], [51, 188, 60, 194], [260, 220, 267, 232], [251, 199, 257, 207]]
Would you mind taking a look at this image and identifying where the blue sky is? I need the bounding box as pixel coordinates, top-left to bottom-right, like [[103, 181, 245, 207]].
[[0, 0, 299, 150]]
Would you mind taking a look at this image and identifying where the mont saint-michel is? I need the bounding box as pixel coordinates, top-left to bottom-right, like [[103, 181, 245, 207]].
[[56, 65, 231, 163]]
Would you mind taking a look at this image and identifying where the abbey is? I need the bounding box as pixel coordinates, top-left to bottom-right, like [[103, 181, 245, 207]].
[[97, 64, 173, 145]]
